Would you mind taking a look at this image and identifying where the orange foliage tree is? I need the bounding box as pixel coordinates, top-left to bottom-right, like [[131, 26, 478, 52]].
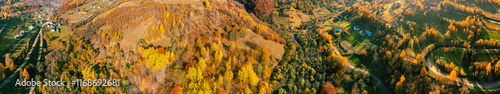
[[59, 0, 86, 11], [495, 60, 500, 72], [449, 70, 457, 81], [320, 83, 335, 94], [448, 23, 456, 32], [241, 0, 274, 20], [23, 69, 30, 80], [395, 75, 405, 93]]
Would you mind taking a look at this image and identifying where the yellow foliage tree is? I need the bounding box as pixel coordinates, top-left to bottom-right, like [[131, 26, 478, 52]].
[[200, 47, 207, 58], [261, 48, 271, 62], [200, 80, 212, 94], [186, 66, 204, 93], [2, 12, 8, 19], [204, 0, 211, 9], [198, 58, 207, 71], [238, 62, 259, 86], [82, 66, 96, 79], [5, 54, 15, 71], [259, 82, 272, 94], [141, 78, 147, 92], [224, 58, 233, 81], [212, 43, 223, 63], [142, 47, 174, 71]]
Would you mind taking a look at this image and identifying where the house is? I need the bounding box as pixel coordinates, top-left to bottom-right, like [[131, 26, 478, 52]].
[[336, 15, 343, 20], [335, 26, 341, 32], [46, 21, 53, 25], [28, 25, 34, 30], [20, 30, 25, 36], [395, 3, 401, 8], [360, 30, 366, 36], [365, 30, 372, 36], [51, 27, 56, 32], [14, 35, 20, 39], [392, 22, 399, 28], [360, 30, 373, 37]]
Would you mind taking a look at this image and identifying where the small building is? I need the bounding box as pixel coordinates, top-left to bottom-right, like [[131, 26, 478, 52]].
[[46, 21, 54, 25], [20, 30, 25, 36], [336, 15, 343, 20], [365, 30, 372, 37], [392, 22, 399, 28], [360, 30, 373, 37], [335, 26, 341, 32], [360, 30, 366, 36], [395, 3, 401, 8], [14, 35, 20, 39], [28, 25, 34, 30], [353, 25, 360, 31], [51, 27, 56, 32]]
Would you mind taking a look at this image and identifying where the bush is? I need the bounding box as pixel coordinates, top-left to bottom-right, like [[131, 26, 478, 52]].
[[229, 31, 238, 41]]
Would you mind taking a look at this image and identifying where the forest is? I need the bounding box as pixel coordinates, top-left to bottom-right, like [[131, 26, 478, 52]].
[[1, 0, 500, 93]]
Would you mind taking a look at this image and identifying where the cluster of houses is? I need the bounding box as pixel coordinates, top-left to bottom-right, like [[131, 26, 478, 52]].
[[14, 24, 35, 40], [45, 20, 61, 33], [14, 19, 61, 40], [332, 15, 372, 37], [353, 25, 372, 37], [91, 5, 102, 9], [13, 30, 25, 39]]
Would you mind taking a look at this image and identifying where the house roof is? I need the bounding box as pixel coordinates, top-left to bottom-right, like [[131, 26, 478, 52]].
[[354, 25, 360, 30], [335, 27, 341, 32], [365, 30, 372, 36]]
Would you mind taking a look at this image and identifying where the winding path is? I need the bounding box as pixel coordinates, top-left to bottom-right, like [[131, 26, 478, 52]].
[[0, 24, 45, 89], [0, 20, 9, 40], [334, 48, 390, 94], [425, 47, 500, 89], [345, 62, 390, 93], [0, 20, 8, 33]]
